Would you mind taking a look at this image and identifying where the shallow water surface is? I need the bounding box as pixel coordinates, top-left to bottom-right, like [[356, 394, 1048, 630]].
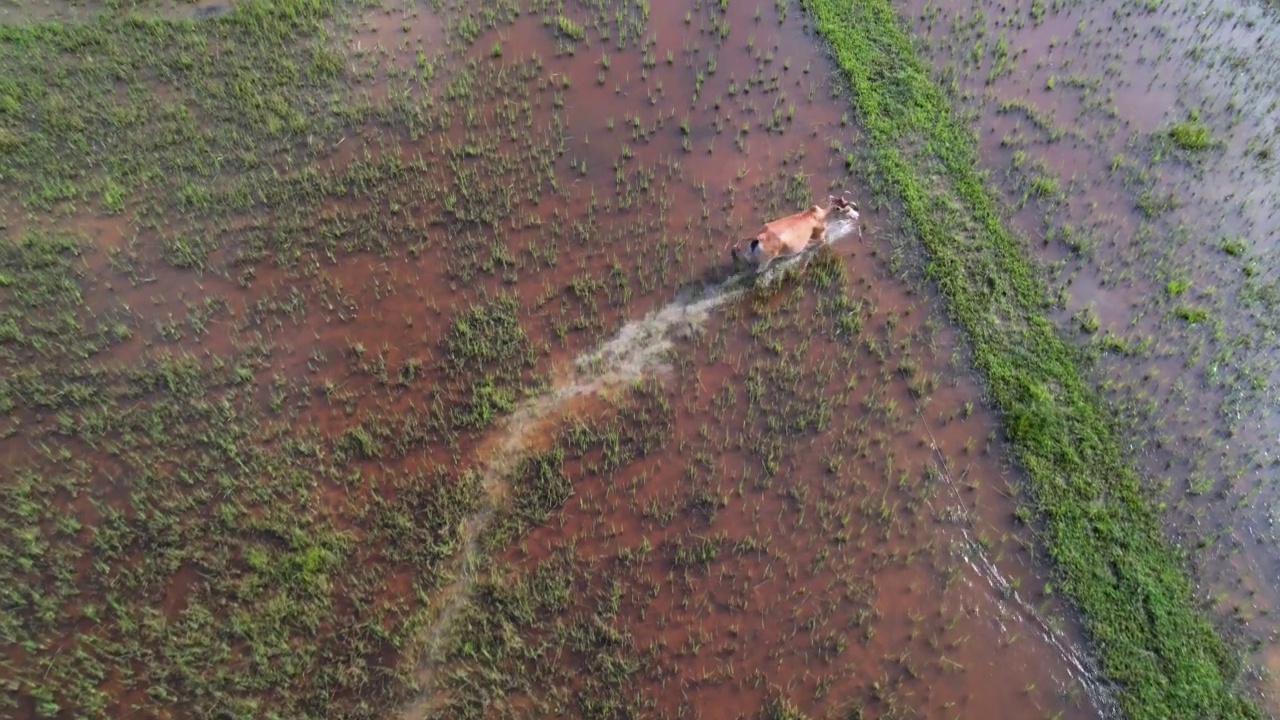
[[393, 1, 1112, 718], [0, 0, 1133, 717]]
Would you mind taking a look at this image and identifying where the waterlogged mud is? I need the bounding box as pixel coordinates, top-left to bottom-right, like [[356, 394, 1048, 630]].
[[411, 266, 1111, 719], [0, 0, 1124, 718], [896, 0, 1280, 704], [402, 2, 1109, 719]]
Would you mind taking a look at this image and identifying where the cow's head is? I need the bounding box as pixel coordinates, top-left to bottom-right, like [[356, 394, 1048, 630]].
[[829, 192, 859, 217]]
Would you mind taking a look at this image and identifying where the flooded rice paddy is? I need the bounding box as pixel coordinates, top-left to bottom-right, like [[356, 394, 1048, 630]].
[[897, 0, 1280, 705], [0, 0, 1273, 718]]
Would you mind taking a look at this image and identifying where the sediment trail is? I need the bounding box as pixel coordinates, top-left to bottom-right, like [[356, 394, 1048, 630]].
[[399, 264, 759, 718]]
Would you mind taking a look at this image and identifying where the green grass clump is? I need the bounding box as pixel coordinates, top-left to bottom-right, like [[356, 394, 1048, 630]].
[[442, 293, 539, 429], [554, 14, 586, 41], [1220, 238, 1247, 257], [1175, 305, 1210, 325], [764, 695, 811, 720], [1166, 110, 1213, 152], [801, 0, 1261, 718], [0, 231, 131, 360], [513, 446, 572, 523], [443, 293, 532, 369]]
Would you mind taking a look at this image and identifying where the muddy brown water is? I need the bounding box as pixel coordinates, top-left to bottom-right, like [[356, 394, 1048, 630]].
[[899, 0, 1280, 706], [401, 1, 1108, 719], [0, 0, 1150, 717]]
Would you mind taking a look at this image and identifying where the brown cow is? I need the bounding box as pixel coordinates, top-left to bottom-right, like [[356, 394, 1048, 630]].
[[730, 193, 858, 272]]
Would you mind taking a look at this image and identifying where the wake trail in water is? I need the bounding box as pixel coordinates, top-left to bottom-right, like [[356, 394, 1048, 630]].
[[906, 365, 1118, 716]]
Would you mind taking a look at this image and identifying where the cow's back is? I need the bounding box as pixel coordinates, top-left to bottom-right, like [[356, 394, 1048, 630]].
[[762, 208, 822, 254]]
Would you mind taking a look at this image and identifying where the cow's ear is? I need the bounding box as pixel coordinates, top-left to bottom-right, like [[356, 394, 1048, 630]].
[[750, 238, 760, 250]]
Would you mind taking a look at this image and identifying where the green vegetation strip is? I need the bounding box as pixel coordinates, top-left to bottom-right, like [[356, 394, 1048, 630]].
[[801, 1, 1260, 718]]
